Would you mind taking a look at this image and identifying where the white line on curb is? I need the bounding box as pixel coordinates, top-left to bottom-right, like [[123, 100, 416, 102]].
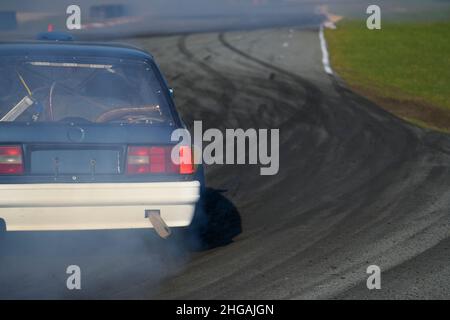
[[319, 24, 334, 75]]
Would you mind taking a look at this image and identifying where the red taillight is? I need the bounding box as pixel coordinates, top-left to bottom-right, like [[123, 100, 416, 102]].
[[126, 145, 194, 175], [149, 147, 166, 173], [179, 146, 195, 175], [0, 146, 24, 175]]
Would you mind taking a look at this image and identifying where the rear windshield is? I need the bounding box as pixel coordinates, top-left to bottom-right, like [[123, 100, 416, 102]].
[[0, 55, 174, 125]]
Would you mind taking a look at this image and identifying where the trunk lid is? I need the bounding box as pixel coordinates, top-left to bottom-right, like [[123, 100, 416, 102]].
[[0, 123, 184, 183]]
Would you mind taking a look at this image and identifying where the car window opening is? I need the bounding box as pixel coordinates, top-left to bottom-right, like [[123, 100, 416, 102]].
[[0, 56, 174, 125]]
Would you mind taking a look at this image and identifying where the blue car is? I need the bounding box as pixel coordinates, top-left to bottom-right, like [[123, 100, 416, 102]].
[[0, 33, 203, 238]]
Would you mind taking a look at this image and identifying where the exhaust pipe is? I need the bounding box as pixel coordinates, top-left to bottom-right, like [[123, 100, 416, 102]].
[[145, 210, 171, 239]]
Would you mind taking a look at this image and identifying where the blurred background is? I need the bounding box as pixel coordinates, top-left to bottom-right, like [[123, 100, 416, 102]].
[[0, 0, 448, 39]]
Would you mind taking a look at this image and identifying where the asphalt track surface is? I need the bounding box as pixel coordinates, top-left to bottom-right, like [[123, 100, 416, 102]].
[[1, 27, 449, 299]]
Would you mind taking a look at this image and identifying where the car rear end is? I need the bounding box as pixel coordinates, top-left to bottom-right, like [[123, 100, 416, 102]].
[[0, 41, 202, 235]]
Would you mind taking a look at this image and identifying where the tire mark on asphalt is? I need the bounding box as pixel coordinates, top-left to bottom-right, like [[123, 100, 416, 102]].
[[177, 34, 237, 112], [217, 31, 331, 187], [218, 32, 323, 118]]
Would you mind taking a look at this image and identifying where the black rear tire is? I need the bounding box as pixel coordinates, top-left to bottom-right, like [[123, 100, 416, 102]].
[[183, 188, 242, 251]]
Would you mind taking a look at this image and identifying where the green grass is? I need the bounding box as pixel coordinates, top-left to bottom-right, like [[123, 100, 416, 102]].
[[325, 20, 450, 131]]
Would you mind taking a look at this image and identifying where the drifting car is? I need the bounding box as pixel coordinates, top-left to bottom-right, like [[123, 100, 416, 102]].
[[0, 32, 203, 238]]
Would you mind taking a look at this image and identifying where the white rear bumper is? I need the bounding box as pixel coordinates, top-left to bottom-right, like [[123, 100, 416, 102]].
[[0, 181, 201, 231]]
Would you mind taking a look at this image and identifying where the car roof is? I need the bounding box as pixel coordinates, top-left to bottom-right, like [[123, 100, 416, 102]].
[[0, 40, 153, 61]]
